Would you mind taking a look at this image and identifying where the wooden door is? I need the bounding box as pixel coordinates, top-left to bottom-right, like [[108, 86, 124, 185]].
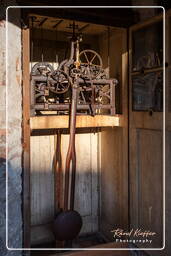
[[129, 14, 164, 251]]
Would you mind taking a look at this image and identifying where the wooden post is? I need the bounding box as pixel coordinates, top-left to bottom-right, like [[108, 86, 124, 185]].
[[22, 26, 31, 249]]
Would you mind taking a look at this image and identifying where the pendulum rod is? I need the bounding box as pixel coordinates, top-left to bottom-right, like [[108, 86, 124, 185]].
[[64, 82, 78, 211]]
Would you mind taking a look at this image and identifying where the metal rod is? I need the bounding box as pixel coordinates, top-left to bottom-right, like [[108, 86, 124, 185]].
[[55, 131, 62, 210], [64, 84, 78, 211], [70, 41, 75, 60]]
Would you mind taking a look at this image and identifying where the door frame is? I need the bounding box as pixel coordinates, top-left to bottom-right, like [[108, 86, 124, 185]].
[[22, 23, 31, 249]]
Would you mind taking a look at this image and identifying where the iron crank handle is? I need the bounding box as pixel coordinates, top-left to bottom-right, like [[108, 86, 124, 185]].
[[64, 84, 78, 211]]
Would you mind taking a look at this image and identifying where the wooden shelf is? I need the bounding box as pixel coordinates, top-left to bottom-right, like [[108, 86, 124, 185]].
[[30, 115, 120, 130]]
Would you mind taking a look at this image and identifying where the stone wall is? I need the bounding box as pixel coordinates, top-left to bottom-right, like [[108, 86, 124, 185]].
[[0, 2, 23, 255], [0, 159, 22, 256]]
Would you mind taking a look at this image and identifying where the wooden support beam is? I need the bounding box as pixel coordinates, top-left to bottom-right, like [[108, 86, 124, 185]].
[[53, 19, 63, 29], [79, 23, 90, 32], [30, 115, 120, 130], [22, 8, 134, 28], [22, 26, 31, 249], [39, 17, 48, 26]]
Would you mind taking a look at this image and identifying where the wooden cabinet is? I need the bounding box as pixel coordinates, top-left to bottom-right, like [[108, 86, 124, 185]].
[[21, 8, 167, 254], [129, 13, 164, 253], [22, 16, 129, 249]]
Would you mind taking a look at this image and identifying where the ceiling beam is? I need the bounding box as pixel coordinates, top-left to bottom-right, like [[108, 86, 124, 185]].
[[52, 19, 63, 29], [78, 24, 90, 32], [22, 8, 135, 28], [38, 17, 47, 26]]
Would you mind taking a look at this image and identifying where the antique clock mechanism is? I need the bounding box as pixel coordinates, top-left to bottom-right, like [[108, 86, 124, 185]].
[[30, 21, 117, 116]]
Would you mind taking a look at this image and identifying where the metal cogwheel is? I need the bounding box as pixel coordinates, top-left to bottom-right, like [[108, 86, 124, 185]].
[[31, 62, 54, 76], [49, 69, 70, 94], [79, 49, 103, 78]]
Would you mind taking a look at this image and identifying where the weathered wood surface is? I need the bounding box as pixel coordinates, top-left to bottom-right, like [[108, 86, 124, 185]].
[[30, 133, 99, 244], [31, 135, 55, 226], [31, 223, 55, 246], [100, 127, 124, 240], [22, 26, 31, 249], [129, 15, 164, 253], [61, 133, 99, 234], [138, 130, 162, 248], [99, 28, 128, 240], [30, 115, 120, 130]]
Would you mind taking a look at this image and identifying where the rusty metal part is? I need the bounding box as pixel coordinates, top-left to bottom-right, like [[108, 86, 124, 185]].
[[31, 62, 54, 76], [31, 75, 117, 116], [54, 82, 82, 242], [54, 210, 82, 241], [50, 70, 70, 94], [30, 28, 117, 117], [64, 83, 78, 211], [55, 131, 63, 211], [79, 49, 103, 78], [70, 41, 75, 61]]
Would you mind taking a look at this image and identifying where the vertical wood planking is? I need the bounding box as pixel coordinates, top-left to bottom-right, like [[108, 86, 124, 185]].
[[90, 133, 99, 233], [31, 136, 55, 226], [119, 29, 129, 229], [75, 133, 93, 234], [74, 133, 92, 217], [138, 130, 163, 248], [100, 127, 123, 239], [129, 14, 164, 253], [30, 133, 99, 238], [61, 133, 99, 235], [100, 28, 129, 239]]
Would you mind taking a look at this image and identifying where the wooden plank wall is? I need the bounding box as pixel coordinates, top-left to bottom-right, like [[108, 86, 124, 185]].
[[62, 133, 99, 234], [31, 136, 55, 226], [129, 14, 164, 254], [30, 133, 99, 244], [30, 136, 55, 245], [136, 129, 162, 248], [100, 127, 124, 238], [100, 28, 128, 240]]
